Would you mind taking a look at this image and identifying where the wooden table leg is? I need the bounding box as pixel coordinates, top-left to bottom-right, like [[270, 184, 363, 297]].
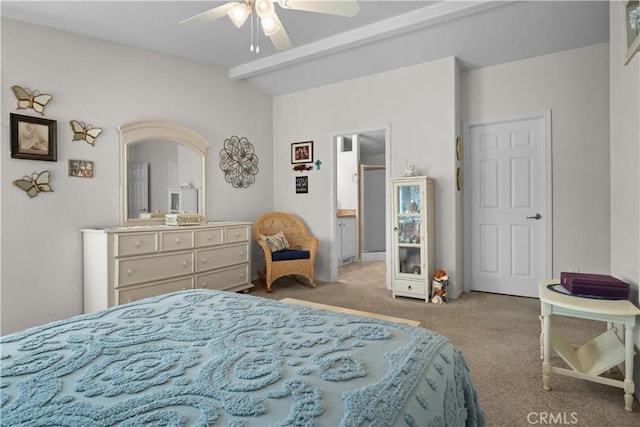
[[542, 310, 551, 391], [624, 324, 635, 411]]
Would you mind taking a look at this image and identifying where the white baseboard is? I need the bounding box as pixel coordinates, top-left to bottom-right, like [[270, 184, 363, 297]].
[[361, 251, 386, 262]]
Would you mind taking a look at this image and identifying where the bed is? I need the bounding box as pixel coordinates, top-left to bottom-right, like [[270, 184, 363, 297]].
[[1, 290, 485, 426]]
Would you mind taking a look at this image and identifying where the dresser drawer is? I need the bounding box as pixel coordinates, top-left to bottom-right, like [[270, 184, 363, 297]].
[[161, 230, 194, 251], [196, 243, 249, 272], [115, 232, 158, 257], [196, 264, 249, 290], [394, 279, 426, 297], [117, 277, 193, 305], [225, 225, 249, 243], [196, 228, 224, 247], [117, 252, 194, 286]]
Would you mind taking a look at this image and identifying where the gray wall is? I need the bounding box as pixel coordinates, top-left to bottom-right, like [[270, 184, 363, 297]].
[[609, 0, 640, 392], [461, 43, 611, 277], [1, 19, 274, 334]]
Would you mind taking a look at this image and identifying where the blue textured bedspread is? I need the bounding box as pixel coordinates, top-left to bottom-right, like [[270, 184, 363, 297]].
[[1, 290, 484, 426]]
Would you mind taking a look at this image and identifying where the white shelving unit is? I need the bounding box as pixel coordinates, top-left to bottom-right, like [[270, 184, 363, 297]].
[[390, 176, 434, 302]]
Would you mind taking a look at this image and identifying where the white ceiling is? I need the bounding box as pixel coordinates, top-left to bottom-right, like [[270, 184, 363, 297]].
[[1, 1, 609, 97]]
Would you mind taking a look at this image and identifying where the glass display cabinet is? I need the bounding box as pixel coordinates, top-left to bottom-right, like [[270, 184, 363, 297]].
[[167, 187, 198, 214], [391, 176, 435, 302]]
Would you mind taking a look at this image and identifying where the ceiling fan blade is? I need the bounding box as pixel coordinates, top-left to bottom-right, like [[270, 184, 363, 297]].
[[180, 2, 236, 26], [268, 13, 293, 51], [277, 0, 360, 17]]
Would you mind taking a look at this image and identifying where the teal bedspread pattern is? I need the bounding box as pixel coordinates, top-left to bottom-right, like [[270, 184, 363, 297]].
[[1, 290, 484, 426]]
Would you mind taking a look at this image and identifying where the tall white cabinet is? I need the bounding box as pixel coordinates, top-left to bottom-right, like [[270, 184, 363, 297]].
[[391, 176, 435, 302], [167, 187, 198, 213]]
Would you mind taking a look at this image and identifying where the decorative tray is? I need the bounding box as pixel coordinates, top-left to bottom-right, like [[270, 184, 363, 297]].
[[165, 213, 204, 226]]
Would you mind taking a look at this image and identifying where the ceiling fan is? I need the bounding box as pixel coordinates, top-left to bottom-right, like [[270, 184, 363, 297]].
[[180, 0, 360, 53]]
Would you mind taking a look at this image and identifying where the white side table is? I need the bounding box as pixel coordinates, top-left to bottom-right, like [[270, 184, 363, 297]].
[[539, 279, 640, 411]]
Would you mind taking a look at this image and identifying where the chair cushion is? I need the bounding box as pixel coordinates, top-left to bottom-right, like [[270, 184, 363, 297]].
[[260, 231, 290, 252], [272, 249, 311, 261]]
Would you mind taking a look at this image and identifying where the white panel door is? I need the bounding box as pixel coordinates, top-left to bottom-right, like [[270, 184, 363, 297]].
[[127, 162, 149, 218], [468, 114, 550, 297]]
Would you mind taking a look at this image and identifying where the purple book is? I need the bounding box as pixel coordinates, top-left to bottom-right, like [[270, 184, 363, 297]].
[[560, 272, 630, 300]]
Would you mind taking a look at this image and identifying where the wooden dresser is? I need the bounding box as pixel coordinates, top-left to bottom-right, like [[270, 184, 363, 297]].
[[82, 222, 252, 313]]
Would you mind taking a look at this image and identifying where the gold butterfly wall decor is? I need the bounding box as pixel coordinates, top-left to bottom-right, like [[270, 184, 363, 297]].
[[11, 85, 53, 115], [70, 120, 103, 146], [13, 170, 53, 198]]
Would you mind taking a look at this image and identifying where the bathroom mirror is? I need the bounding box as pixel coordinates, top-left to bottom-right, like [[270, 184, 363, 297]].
[[120, 121, 210, 226]]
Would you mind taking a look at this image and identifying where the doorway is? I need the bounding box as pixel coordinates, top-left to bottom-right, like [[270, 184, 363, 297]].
[[464, 112, 552, 297], [332, 126, 391, 286], [360, 164, 386, 260]]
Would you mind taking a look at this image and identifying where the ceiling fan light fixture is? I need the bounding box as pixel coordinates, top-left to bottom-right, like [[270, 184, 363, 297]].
[[255, 0, 275, 18], [260, 15, 281, 36], [228, 2, 251, 28]]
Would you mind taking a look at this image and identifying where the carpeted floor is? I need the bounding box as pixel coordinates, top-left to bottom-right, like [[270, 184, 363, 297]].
[[249, 261, 640, 426]]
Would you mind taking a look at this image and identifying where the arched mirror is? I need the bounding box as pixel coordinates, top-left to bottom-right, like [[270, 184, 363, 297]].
[[120, 121, 210, 226]]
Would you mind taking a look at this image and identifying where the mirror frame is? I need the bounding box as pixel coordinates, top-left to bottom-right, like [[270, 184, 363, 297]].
[[120, 121, 210, 226]]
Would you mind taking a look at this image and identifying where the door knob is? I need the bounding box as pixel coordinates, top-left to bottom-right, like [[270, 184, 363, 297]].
[[526, 213, 542, 220]]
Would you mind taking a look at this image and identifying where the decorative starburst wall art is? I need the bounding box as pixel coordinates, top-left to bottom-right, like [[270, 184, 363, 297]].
[[219, 136, 259, 188]]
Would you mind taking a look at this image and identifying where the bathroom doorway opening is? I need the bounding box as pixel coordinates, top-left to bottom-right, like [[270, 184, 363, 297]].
[[333, 126, 391, 288]]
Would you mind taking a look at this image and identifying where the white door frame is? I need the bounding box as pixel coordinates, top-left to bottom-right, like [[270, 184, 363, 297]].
[[463, 111, 553, 294], [330, 124, 392, 286]]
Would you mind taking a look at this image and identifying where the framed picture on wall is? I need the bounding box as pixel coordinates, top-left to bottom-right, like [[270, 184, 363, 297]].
[[68, 159, 94, 178], [10, 113, 57, 161], [291, 141, 313, 164], [625, 0, 640, 65], [296, 176, 309, 194]]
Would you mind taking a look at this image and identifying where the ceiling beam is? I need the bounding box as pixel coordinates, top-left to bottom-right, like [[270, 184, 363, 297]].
[[229, 0, 513, 80]]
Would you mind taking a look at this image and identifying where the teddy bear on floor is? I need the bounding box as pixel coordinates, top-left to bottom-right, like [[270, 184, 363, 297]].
[[430, 269, 449, 304]]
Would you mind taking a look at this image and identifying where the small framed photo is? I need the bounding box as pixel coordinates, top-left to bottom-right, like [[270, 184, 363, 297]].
[[68, 159, 94, 178], [10, 113, 57, 161], [291, 141, 313, 164], [624, 0, 640, 65], [296, 176, 309, 194]]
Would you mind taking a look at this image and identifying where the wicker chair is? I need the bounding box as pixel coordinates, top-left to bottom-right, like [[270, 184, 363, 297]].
[[253, 211, 318, 292]]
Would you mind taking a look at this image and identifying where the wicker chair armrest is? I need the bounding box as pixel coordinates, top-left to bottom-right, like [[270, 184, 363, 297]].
[[299, 237, 318, 260], [255, 239, 273, 259], [300, 237, 318, 250]]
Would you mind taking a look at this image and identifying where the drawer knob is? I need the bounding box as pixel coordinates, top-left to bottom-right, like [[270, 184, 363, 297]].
[[240, 251, 246, 257], [182, 261, 189, 267], [234, 232, 240, 237], [240, 273, 245, 278], [135, 241, 143, 248], [408, 285, 412, 291], [207, 234, 213, 240], [175, 238, 182, 244], [201, 283, 208, 289], [127, 268, 135, 276], [201, 258, 207, 264]]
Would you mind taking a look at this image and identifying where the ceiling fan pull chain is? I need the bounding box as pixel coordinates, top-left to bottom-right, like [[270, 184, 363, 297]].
[[250, 8, 255, 52], [256, 16, 260, 55]]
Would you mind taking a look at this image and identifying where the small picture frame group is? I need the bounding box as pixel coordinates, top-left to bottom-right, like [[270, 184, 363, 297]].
[[295, 176, 308, 194], [68, 159, 94, 178], [10, 113, 57, 162], [291, 141, 313, 164]]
